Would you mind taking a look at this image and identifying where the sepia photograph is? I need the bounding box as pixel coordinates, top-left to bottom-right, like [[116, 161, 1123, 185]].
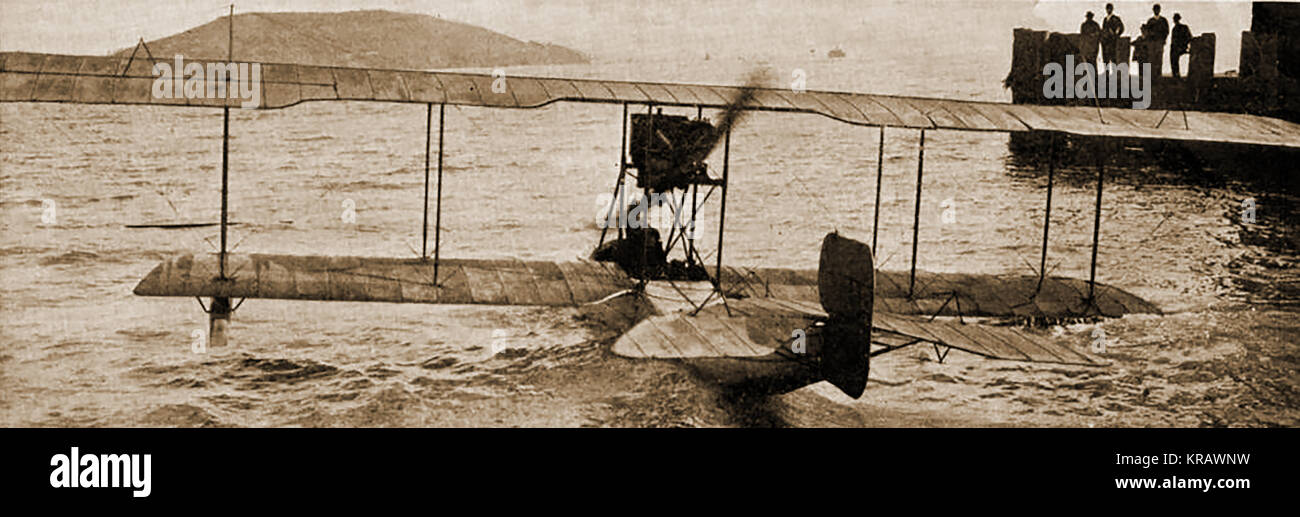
[[1, 0, 1296, 500]]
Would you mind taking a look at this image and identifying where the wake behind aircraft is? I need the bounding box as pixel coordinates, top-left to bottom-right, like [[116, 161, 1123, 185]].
[[5, 24, 1298, 399]]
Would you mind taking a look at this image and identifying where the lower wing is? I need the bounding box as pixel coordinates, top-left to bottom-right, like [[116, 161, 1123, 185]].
[[133, 253, 634, 306], [714, 266, 1159, 319], [614, 297, 1104, 366]]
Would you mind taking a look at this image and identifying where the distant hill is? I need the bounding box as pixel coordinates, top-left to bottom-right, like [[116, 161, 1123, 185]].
[[114, 10, 588, 70]]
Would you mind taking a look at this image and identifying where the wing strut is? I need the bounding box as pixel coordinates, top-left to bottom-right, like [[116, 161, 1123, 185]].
[[119, 38, 156, 77], [1036, 132, 1057, 294], [690, 106, 701, 265], [706, 127, 733, 316], [420, 102, 447, 284], [871, 125, 885, 253], [422, 103, 432, 258], [434, 102, 446, 284], [598, 103, 630, 248], [637, 104, 655, 290], [1088, 139, 1106, 303], [908, 129, 926, 298], [690, 126, 732, 316], [210, 5, 235, 348]]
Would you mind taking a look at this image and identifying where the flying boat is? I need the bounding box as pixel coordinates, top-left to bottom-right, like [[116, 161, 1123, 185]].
[[5, 18, 1299, 398]]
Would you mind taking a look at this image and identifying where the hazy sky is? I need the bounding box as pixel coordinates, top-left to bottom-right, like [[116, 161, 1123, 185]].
[[0, 0, 1259, 65]]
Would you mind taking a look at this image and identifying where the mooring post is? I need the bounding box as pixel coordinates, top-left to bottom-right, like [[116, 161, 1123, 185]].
[[908, 129, 926, 298], [1036, 133, 1057, 294], [433, 103, 445, 285], [1088, 140, 1105, 303], [871, 125, 885, 254]]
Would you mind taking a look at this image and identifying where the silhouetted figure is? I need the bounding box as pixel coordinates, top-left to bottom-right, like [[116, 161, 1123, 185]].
[[1139, 4, 1170, 76], [1101, 3, 1125, 65], [591, 226, 666, 278], [1132, 22, 1150, 66], [1081, 11, 1101, 67], [1170, 13, 1192, 78]]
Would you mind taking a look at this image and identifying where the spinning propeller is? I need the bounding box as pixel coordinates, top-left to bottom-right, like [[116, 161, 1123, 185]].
[[689, 70, 768, 163]]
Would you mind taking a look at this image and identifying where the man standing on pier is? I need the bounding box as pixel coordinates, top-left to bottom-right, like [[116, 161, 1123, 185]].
[[1170, 13, 1192, 78], [1141, 4, 1170, 76], [1101, 3, 1125, 67], [1081, 11, 1101, 68]]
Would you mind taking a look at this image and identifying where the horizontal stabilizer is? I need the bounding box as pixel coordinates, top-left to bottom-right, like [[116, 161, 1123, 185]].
[[133, 253, 634, 306]]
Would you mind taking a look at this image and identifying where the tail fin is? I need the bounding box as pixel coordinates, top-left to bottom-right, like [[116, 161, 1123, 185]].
[[817, 233, 874, 398]]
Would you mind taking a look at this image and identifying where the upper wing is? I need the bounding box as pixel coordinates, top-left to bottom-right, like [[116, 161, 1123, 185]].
[[133, 253, 634, 306], [713, 266, 1159, 318], [4, 51, 1299, 149]]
